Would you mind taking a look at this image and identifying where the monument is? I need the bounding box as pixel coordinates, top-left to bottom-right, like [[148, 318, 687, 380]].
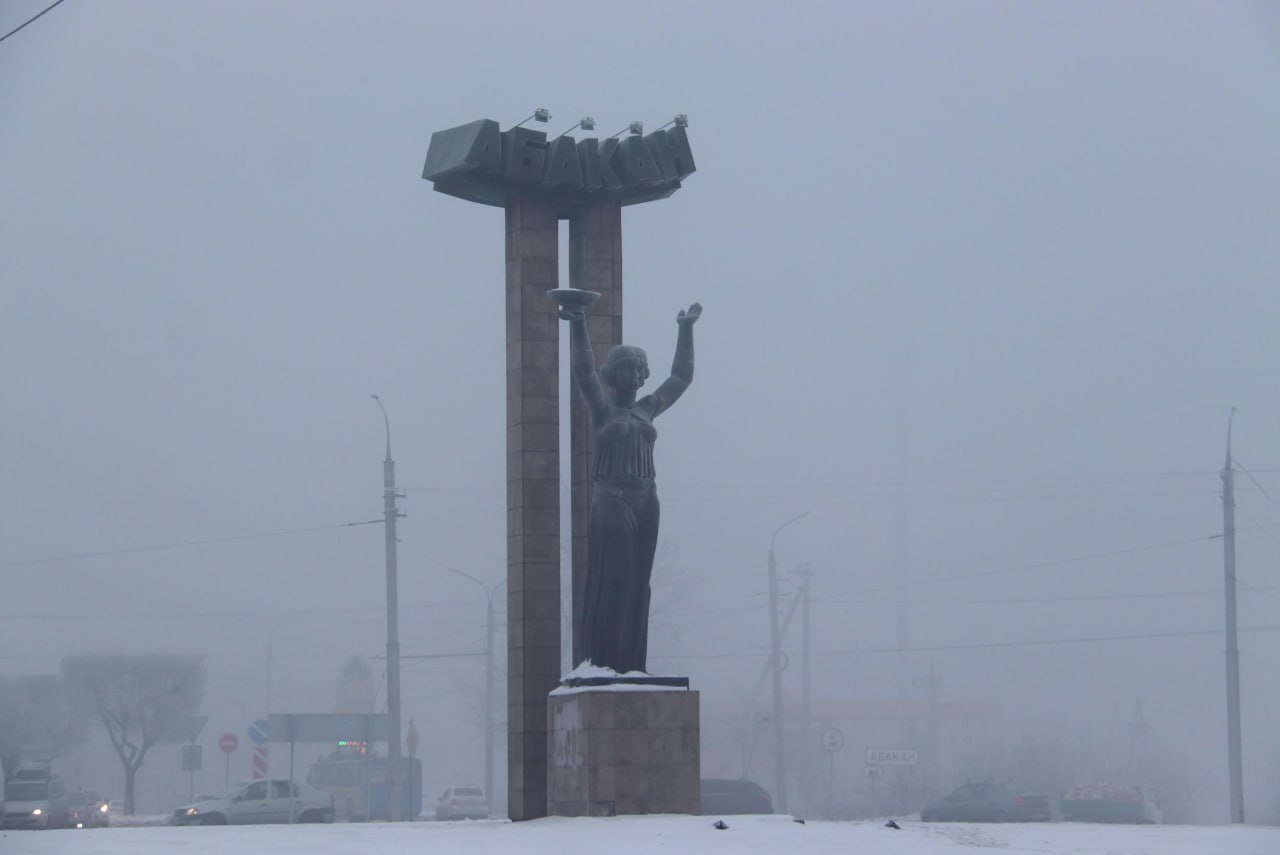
[[545, 290, 701, 816], [422, 112, 697, 820]]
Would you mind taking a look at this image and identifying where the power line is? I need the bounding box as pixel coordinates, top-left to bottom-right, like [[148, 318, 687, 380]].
[[826, 624, 1280, 655], [1238, 578, 1280, 604], [0, 0, 67, 45], [1234, 457, 1276, 504], [654, 623, 1280, 660], [829, 531, 1223, 599], [0, 518, 382, 568], [0, 601, 508, 626], [818, 587, 1265, 607], [673, 469, 1231, 490], [663, 487, 1222, 509], [1236, 505, 1280, 553], [654, 585, 1276, 622]]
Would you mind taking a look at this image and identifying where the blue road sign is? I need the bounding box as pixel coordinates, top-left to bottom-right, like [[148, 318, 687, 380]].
[[249, 719, 270, 745]]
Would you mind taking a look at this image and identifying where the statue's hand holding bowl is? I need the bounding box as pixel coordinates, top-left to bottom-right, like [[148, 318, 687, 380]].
[[548, 288, 601, 323], [677, 303, 702, 326]]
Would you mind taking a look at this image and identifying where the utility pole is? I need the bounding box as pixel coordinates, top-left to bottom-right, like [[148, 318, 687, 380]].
[[1128, 698, 1149, 780], [797, 563, 813, 810], [768, 512, 808, 814], [373, 395, 406, 822], [912, 659, 942, 798], [449, 568, 501, 817], [924, 658, 940, 799], [893, 357, 913, 756], [1221, 407, 1244, 824], [265, 633, 272, 717], [484, 589, 495, 815]]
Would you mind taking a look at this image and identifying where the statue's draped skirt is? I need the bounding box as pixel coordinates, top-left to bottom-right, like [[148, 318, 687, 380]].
[[581, 478, 660, 674]]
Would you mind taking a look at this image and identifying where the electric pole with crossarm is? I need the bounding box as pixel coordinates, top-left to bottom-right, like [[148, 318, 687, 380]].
[[373, 395, 406, 821]]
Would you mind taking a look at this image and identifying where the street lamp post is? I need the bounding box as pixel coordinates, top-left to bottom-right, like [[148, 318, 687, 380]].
[[768, 511, 809, 814], [372, 395, 405, 821], [449, 568, 502, 816], [1221, 408, 1244, 823]]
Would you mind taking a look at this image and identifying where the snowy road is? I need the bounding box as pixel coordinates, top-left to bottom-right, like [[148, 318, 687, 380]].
[[1, 815, 1276, 855]]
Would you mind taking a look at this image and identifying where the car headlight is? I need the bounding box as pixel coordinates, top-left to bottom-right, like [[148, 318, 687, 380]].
[[185, 808, 199, 815], [101, 804, 110, 812], [32, 808, 43, 816]]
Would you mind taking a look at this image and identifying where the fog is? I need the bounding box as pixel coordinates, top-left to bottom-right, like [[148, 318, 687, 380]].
[[2, 0, 1278, 824]]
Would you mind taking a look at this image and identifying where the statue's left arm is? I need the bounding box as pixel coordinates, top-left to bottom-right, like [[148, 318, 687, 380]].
[[647, 303, 701, 418]]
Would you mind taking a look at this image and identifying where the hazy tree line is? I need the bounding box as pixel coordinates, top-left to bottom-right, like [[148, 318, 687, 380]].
[[0, 654, 204, 814]]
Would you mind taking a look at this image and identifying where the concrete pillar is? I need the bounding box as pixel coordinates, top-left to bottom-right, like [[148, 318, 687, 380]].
[[568, 203, 623, 667], [505, 197, 561, 820]]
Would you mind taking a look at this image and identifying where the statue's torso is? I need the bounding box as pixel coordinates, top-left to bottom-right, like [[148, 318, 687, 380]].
[[592, 403, 657, 481]]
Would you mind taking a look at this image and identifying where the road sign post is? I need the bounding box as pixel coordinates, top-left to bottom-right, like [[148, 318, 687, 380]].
[[181, 744, 203, 771], [249, 719, 270, 779], [821, 728, 844, 818], [219, 733, 239, 788], [181, 744, 203, 803]]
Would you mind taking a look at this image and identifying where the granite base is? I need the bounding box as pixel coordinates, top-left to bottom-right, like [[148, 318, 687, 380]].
[[547, 686, 700, 817]]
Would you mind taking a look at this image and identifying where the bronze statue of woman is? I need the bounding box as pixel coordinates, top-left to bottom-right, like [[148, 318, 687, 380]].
[[557, 298, 701, 674]]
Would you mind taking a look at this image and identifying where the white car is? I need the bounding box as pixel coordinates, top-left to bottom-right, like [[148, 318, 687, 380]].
[[2, 768, 73, 830], [171, 779, 334, 825], [436, 786, 487, 820]]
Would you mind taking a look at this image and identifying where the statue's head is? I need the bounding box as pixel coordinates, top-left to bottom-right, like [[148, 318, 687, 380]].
[[601, 345, 650, 391]]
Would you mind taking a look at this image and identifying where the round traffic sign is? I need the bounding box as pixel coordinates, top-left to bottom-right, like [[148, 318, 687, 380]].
[[219, 733, 239, 754], [249, 719, 269, 745], [821, 727, 845, 753]]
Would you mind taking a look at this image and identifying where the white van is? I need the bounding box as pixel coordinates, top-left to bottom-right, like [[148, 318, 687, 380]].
[[2, 765, 72, 830]]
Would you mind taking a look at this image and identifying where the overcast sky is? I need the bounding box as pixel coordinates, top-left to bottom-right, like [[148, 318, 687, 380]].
[[2, 0, 1279, 820]]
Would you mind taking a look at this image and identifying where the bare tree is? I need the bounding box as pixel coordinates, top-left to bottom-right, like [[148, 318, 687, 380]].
[[61, 654, 204, 814]]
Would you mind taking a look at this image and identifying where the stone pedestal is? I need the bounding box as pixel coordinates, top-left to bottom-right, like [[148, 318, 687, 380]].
[[548, 687, 700, 817]]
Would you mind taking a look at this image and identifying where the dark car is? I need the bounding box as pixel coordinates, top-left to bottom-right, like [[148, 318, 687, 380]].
[[699, 779, 773, 815], [921, 779, 1051, 822], [1061, 783, 1161, 824], [62, 791, 90, 828], [63, 790, 110, 828], [70, 790, 110, 828]]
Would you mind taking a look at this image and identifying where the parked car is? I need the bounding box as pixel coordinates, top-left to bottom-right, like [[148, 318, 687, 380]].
[[2, 765, 74, 830], [170, 779, 335, 825], [1060, 783, 1161, 824], [699, 779, 773, 815], [921, 779, 1051, 822], [435, 786, 488, 820], [80, 790, 110, 828]]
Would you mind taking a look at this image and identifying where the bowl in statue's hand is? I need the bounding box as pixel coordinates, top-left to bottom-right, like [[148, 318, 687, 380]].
[[547, 288, 602, 308]]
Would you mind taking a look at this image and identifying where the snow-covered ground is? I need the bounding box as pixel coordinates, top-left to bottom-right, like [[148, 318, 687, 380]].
[[1, 815, 1276, 855]]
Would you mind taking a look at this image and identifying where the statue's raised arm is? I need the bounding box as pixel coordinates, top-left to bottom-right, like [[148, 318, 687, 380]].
[[559, 304, 609, 423], [645, 303, 700, 418]]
